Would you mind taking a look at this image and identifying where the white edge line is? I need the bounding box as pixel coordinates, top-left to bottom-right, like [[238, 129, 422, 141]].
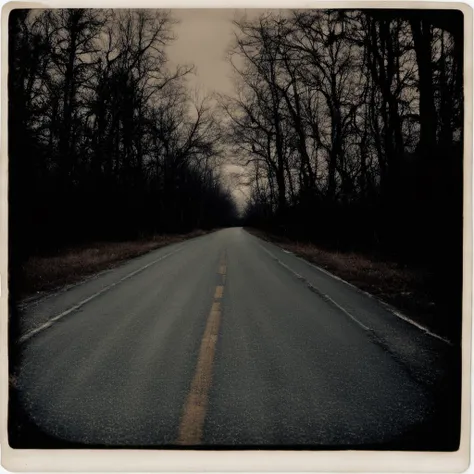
[[251, 233, 453, 346], [292, 252, 453, 346], [18, 246, 184, 344], [17, 234, 212, 310], [387, 307, 452, 344], [257, 243, 370, 332]]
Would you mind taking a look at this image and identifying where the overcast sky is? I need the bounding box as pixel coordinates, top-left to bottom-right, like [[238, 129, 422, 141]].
[[167, 9, 267, 211], [168, 9, 237, 95]]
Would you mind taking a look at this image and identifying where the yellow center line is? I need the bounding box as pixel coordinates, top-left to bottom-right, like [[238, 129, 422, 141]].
[[214, 285, 224, 299], [176, 252, 227, 446]]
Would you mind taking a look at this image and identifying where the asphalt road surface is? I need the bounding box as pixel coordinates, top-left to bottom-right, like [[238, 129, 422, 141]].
[[9, 228, 460, 450]]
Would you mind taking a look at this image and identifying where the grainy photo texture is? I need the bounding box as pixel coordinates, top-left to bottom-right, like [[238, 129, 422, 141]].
[[8, 8, 463, 451]]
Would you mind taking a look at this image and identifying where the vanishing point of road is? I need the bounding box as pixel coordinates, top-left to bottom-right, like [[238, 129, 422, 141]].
[[10, 228, 460, 450]]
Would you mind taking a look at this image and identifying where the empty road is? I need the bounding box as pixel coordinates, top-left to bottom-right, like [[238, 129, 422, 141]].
[[10, 228, 460, 450]]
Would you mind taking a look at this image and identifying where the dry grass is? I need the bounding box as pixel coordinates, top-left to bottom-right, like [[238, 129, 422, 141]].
[[19, 230, 211, 300], [290, 242, 422, 297], [246, 228, 444, 337]]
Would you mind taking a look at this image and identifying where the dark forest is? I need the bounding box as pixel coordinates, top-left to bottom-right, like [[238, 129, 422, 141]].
[[9, 9, 238, 258], [221, 9, 464, 339], [9, 8, 464, 336]]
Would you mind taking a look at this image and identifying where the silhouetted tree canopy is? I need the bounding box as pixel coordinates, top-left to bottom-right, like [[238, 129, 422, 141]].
[[9, 9, 239, 263], [9, 8, 463, 326], [220, 9, 462, 327]]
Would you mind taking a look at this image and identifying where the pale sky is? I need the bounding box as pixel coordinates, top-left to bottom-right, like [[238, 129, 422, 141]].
[[167, 9, 266, 212], [168, 9, 237, 95]]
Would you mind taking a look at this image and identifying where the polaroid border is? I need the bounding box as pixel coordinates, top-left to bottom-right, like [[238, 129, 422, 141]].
[[0, 1, 471, 471]]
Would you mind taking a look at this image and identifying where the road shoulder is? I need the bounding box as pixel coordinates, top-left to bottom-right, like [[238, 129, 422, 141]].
[[244, 227, 459, 345]]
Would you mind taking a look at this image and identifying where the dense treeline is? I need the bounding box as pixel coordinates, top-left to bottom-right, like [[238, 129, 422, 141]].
[[223, 9, 463, 305], [9, 9, 238, 261]]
